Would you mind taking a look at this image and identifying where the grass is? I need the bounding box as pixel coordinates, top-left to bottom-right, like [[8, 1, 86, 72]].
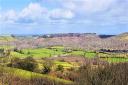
[[9, 48, 62, 58], [4, 45, 127, 63], [22, 48, 65, 58], [70, 51, 84, 56], [0, 46, 14, 50], [101, 57, 128, 63], [99, 52, 128, 63], [0, 36, 15, 42], [50, 46, 65, 50], [29, 46, 96, 58], [10, 52, 26, 58], [69, 51, 96, 58], [54, 61, 73, 68], [99, 52, 128, 58], [3, 45, 96, 59], [85, 52, 96, 58], [0, 66, 73, 84]]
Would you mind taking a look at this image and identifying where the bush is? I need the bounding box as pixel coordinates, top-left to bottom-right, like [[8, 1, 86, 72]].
[[8, 57, 38, 72], [42, 60, 53, 74], [56, 65, 64, 72], [76, 63, 128, 85]]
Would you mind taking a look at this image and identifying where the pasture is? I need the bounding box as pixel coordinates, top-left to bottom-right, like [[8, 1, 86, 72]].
[[11, 46, 97, 59], [1, 45, 128, 65]]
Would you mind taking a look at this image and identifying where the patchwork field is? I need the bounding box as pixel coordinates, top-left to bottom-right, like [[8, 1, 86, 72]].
[[0, 33, 128, 85], [1, 45, 128, 63]]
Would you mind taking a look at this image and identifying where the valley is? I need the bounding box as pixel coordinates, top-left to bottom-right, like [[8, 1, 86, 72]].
[[0, 33, 128, 85]]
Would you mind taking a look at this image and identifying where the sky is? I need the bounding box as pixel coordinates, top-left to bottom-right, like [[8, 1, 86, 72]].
[[0, 0, 128, 35]]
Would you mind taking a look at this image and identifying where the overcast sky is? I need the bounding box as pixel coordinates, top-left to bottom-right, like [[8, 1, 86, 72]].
[[0, 0, 128, 34]]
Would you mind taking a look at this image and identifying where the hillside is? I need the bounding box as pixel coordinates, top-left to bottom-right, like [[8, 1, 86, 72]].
[[0, 66, 73, 85], [115, 32, 128, 40], [0, 33, 128, 50], [0, 33, 128, 85]]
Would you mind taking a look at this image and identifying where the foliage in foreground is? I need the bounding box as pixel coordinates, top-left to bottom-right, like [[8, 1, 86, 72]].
[[0, 62, 128, 85], [0, 66, 74, 85], [75, 63, 128, 85]]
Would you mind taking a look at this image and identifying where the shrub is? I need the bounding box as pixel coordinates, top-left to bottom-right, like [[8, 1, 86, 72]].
[[56, 65, 64, 72], [8, 57, 38, 72], [42, 60, 53, 74], [76, 63, 128, 85]]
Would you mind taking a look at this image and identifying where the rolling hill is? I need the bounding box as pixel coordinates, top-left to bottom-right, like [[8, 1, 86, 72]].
[[0, 33, 128, 50], [115, 32, 128, 40]]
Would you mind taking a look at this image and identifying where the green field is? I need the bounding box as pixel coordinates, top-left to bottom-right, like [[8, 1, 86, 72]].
[[0, 45, 128, 85], [10, 51, 26, 58], [101, 57, 128, 63], [22, 48, 65, 58], [1, 46, 128, 63], [9, 46, 96, 59], [99, 52, 128, 63], [54, 61, 73, 68]]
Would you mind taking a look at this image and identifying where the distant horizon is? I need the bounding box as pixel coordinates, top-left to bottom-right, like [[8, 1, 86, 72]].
[[0, 32, 127, 36]]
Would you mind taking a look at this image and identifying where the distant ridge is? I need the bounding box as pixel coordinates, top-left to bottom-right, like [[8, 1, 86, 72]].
[[115, 32, 128, 40], [98, 35, 115, 38], [0, 32, 128, 50], [39, 33, 97, 38]]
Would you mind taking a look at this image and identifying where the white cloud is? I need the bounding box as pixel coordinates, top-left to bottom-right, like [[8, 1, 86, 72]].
[[1, 0, 128, 34], [19, 3, 47, 19], [48, 0, 116, 14], [50, 8, 74, 20], [61, 0, 128, 24], [1, 10, 17, 23], [17, 3, 49, 24], [62, 1, 76, 10], [81, 0, 113, 14], [1, 0, 128, 25], [0, 3, 49, 24]]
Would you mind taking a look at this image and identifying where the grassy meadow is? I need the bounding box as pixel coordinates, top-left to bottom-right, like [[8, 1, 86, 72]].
[[0, 45, 128, 85], [1, 45, 128, 63]]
